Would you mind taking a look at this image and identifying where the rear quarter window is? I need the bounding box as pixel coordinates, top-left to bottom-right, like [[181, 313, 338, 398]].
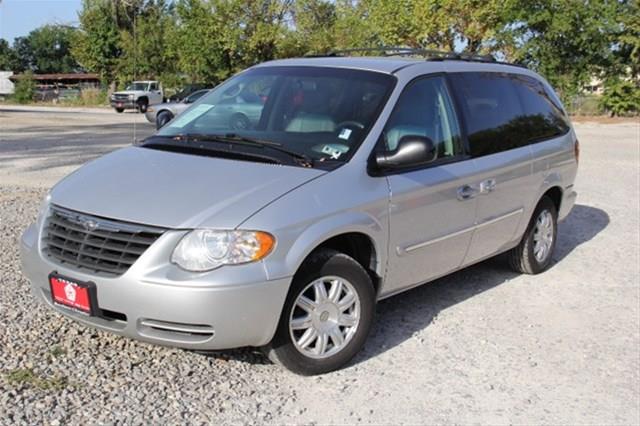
[[449, 72, 526, 157], [449, 72, 571, 158], [511, 75, 571, 142]]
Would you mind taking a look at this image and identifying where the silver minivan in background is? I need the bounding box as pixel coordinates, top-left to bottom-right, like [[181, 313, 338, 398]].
[[21, 51, 578, 375]]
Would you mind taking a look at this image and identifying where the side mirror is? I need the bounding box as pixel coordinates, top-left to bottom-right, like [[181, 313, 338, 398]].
[[375, 135, 437, 170], [183, 98, 192, 104]]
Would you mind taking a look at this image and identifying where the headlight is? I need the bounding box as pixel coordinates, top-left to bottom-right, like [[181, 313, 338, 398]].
[[171, 230, 275, 272], [128, 94, 135, 100], [147, 107, 154, 112]]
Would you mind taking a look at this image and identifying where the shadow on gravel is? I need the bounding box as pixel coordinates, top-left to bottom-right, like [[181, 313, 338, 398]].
[[169, 205, 610, 368], [354, 203, 609, 364]]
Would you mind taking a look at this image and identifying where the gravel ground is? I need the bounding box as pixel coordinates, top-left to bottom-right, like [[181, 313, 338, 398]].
[[0, 108, 638, 425]]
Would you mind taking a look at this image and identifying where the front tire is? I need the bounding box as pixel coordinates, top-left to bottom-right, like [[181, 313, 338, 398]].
[[508, 196, 558, 274], [115, 108, 124, 113], [156, 111, 173, 129], [137, 99, 148, 113], [265, 249, 375, 375]]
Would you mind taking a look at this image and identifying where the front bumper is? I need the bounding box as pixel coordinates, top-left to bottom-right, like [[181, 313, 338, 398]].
[[144, 109, 157, 123], [110, 99, 136, 109], [20, 223, 291, 350]]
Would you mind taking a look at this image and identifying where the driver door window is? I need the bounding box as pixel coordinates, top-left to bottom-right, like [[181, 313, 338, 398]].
[[383, 76, 462, 161]]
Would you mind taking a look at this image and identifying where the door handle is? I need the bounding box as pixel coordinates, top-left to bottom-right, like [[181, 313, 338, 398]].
[[457, 185, 478, 201], [479, 179, 497, 194]]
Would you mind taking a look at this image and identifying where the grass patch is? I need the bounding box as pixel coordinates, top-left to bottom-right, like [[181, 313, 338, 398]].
[[5, 368, 69, 390], [49, 346, 67, 358]]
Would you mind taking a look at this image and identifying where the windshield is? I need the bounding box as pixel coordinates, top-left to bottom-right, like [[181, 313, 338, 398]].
[[125, 82, 149, 91], [155, 66, 395, 164]]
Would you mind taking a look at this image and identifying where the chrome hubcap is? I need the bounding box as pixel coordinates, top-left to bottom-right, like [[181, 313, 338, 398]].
[[533, 209, 554, 262], [289, 276, 360, 359]]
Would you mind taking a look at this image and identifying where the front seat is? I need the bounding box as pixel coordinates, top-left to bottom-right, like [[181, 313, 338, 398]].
[[285, 85, 336, 132], [286, 113, 336, 132]]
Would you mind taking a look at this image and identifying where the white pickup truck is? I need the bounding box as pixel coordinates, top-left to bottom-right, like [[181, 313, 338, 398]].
[[110, 81, 163, 113]]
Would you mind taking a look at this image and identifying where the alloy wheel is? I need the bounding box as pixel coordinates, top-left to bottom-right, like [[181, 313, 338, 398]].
[[289, 276, 361, 359]]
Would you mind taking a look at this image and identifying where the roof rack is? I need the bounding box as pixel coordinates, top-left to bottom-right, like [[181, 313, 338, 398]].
[[310, 47, 526, 68]]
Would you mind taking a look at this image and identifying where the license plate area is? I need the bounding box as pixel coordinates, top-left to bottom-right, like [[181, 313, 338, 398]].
[[49, 273, 98, 316]]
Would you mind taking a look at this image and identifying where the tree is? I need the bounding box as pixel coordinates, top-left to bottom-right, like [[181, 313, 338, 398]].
[[11, 25, 79, 73], [0, 39, 22, 71], [283, 0, 337, 56], [600, 78, 640, 116], [12, 71, 35, 103], [170, 0, 293, 84], [117, 0, 178, 82], [502, 0, 622, 102], [72, 0, 124, 83]]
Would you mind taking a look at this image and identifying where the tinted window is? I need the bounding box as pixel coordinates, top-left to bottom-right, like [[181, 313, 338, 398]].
[[450, 73, 526, 157], [383, 76, 461, 160], [185, 90, 208, 103], [511, 75, 570, 142]]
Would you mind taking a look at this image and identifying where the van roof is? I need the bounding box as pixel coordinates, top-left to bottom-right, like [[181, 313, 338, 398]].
[[256, 56, 527, 75]]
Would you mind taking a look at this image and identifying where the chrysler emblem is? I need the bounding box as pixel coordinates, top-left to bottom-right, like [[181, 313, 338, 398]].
[[82, 219, 99, 231]]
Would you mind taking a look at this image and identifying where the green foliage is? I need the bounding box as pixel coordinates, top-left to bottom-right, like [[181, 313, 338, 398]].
[[7, 0, 633, 116], [11, 25, 79, 73], [72, 0, 124, 83], [566, 94, 603, 116], [283, 0, 337, 56], [6, 368, 69, 390], [503, 0, 623, 103], [11, 71, 35, 103], [117, 0, 178, 81], [599, 78, 640, 116], [0, 39, 22, 71], [60, 88, 109, 106], [169, 0, 292, 85]]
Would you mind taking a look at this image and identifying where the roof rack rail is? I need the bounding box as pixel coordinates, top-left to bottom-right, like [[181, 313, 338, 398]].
[[312, 47, 526, 68]]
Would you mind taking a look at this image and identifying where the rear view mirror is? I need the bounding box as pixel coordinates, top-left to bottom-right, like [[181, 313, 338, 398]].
[[375, 135, 437, 170]]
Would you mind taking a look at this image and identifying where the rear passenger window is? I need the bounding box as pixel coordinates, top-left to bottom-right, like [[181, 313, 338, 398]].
[[449, 73, 526, 157], [383, 76, 462, 160], [511, 75, 570, 142]]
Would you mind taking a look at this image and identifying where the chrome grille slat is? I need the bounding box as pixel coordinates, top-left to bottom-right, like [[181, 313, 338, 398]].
[[41, 206, 165, 277], [44, 231, 147, 255], [43, 238, 138, 265], [48, 217, 158, 244]]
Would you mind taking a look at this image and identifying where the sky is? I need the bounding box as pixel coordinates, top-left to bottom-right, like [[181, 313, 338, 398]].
[[0, 0, 82, 44]]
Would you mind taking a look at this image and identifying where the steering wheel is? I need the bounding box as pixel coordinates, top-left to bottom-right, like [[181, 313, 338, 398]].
[[336, 121, 365, 130]]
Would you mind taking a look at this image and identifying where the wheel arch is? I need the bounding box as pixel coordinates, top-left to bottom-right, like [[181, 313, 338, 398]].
[[270, 213, 387, 296], [542, 186, 563, 213], [305, 232, 381, 294]]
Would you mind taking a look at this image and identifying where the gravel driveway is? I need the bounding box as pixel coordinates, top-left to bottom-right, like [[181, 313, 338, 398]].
[[0, 108, 638, 425]]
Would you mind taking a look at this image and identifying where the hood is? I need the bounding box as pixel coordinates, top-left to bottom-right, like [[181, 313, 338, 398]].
[[51, 147, 326, 229], [113, 90, 143, 95]]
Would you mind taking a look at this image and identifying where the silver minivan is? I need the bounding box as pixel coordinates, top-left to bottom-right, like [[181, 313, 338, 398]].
[[21, 52, 578, 375]]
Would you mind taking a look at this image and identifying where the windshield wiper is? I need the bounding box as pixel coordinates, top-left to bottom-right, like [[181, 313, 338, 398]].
[[178, 133, 314, 167], [221, 133, 315, 167], [165, 133, 315, 167], [145, 134, 284, 165]]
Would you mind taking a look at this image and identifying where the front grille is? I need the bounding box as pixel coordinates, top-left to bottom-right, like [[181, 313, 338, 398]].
[[113, 94, 130, 101], [41, 206, 165, 277]]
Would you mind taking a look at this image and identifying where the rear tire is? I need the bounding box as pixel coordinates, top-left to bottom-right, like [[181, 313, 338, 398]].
[[508, 196, 558, 274], [264, 249, 375, 375], [156, 111, 173, 129]]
